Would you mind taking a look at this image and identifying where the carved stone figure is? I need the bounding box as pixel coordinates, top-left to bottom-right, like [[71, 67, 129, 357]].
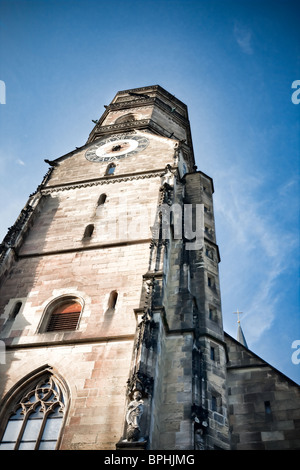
[[126, 391, 144, 442], [195, 428, 205, 450], [161, 164, 174, 188]]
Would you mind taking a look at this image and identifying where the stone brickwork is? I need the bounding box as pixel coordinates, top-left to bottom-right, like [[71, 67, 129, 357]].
[[150, 330, 194, 450], [226, 334, 300, 450], [47, 132, 177, 188], [183, 172, 230, 449], [0, 243, 150, 347], [2, 341, 132, 450], [1, 85, 299, 451], [0, 86, 196, 450]]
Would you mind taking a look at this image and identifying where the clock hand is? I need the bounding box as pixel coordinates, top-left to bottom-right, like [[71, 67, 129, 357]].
[[112, 145, 122, 152]]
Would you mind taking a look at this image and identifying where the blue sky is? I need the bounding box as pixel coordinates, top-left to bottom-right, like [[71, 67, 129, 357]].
[[0, 0, 299, 383]]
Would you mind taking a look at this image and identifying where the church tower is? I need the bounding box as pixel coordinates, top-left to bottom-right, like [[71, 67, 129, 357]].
[[0, 85, 230, 450]]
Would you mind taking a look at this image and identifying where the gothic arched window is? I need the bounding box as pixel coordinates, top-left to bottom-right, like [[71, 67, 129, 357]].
[[0, 370, 67, 450]]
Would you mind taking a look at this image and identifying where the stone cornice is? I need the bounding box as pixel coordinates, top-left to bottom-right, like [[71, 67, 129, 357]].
[[87, 117, 186, 144], [112, 85, 188, 113], [42, 169, 166, 194], [87, 119, 151, 143], [17, 238, 152, 259], [106, 97, 187, 123], [5, 334, 136, 350], [87, 94, 189, 143]]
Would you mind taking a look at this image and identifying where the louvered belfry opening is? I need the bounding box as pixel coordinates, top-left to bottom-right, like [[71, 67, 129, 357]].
[[46, 301, 81, 332]]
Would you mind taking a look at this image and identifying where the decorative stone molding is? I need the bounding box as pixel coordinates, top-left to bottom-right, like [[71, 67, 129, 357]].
[[191, 404, 209, 430], [126, 371, 154, 399], [41, 170, 165, 195]]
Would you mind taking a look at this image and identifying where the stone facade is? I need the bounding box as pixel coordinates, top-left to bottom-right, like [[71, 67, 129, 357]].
[[226, 334, 300, 450], [0, 85, 299, 450]]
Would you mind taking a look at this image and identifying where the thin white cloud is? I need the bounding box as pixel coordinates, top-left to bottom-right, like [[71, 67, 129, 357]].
[[233, 22, 254, 55], [278, 176, 299, 196], [214, 166, 297, 344], [16, 159, 25, 166]]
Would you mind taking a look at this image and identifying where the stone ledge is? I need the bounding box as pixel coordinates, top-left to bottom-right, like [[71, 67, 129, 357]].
[[5, 333, 135, 350], [116, 439, 148, 450]]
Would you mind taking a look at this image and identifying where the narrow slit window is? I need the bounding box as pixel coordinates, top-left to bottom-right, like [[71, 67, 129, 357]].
[[205, 246, 214, 260], [209, 306, 217, 321], [211, 396, 217, 412], [97, 193, 107, 206], [210, 346, 215, 361], [106, 163, 116, 175], [83, 224, 94, 238], [211, 394, 222, 413], [264, 401, 272, 415], [208, 275, 214, 288], [108, 290, 118, 310], [11, 301, 22, 319]]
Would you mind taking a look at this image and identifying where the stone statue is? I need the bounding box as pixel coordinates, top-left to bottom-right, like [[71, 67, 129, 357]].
[[161, 164, 174, 188], [195, 427, 205, 450], [126, 391, 144, 442]]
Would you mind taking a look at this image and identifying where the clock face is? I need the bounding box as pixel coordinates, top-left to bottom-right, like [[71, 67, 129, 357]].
[[85, 133, 149, 162]]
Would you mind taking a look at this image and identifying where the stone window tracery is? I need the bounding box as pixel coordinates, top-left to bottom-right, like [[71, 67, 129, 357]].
[[0, 374, 65, 450]]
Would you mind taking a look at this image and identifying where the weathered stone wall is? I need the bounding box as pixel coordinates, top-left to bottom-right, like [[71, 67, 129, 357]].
[[183, 172, 231, 449], [150, 328, 194, 450], [3, 85, 297, 451], [18, 178, 160, 256], [47, 132, 177, 187], [2, 341, 132, 450], [0, 234, 150, 449], [226, 334, 300, 450], [0, 131, 178, 449], [0, 243, 150, 347], [0, 87, 197, 450]]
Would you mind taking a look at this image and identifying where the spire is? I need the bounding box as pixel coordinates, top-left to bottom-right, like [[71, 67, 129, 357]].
[[237, 322, 248, 348], [233, 309, 248, 348]]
